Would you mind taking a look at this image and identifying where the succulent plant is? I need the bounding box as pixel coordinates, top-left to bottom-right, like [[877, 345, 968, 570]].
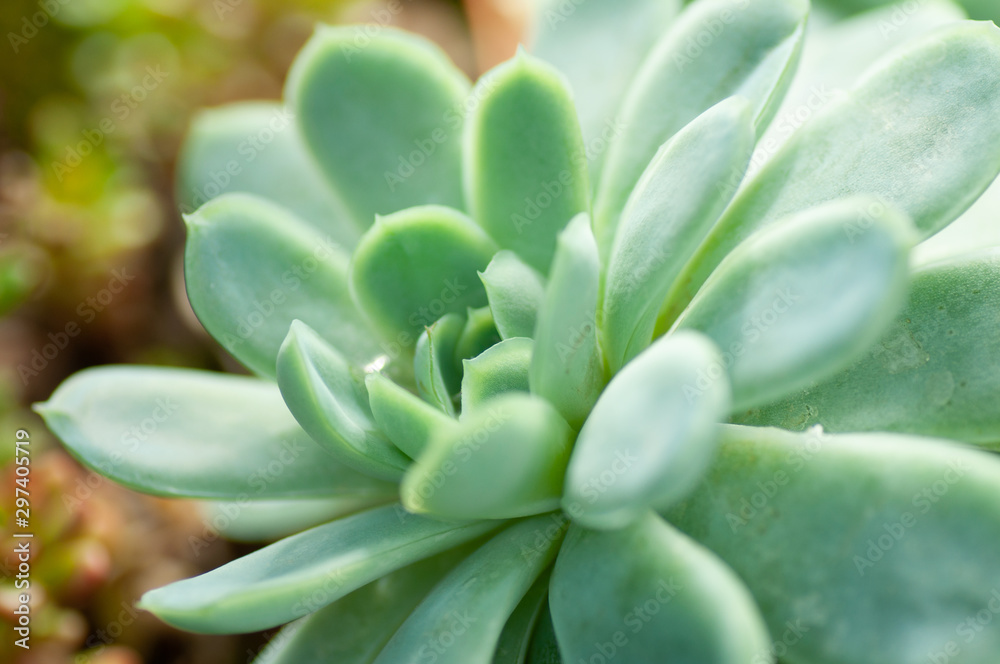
[[34, 0, 1000, 661]]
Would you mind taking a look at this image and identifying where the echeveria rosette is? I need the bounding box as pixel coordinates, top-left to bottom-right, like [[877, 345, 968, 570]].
[[32, 0, 1000, 662]]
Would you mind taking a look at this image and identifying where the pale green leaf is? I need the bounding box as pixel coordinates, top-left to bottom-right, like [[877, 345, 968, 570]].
[[550, 514, 771, 664], [455, 306, 503, 362], [287, 26, 469, 225], [367, 371, 458, 460], [464, 51, 590, 274], [461, 338, 533, 415], [564, 331, 730, 530], [401, 393, 573, 520], [530, 214, 605, 428], [35, 366, 396, 500], [493, 570, 550, 664], [177, 101, 361, 246], [480, 251, 546, 340], [375, 515, 567, 664], [593, 0, 808, 250], [667, 424, 1000, 664], [138, 504, 499, 634], [349, 205, 496, 344], [736, 249, 1000, 446], [528, 0, 681, 177], [600, 97, 755, 372], [197, 496, 388, 543], [674, 196, 914, 409], [184, 193, 380, 378], [414, 313, 465, 416], [276, 321, 411, 481], [661, 20, 1000, 323]]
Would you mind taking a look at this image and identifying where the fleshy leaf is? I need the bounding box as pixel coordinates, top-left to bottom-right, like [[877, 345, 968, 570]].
[[528, 0, 681, 177], [525, 605, 562, 664], [550, 514, 771, 664], [349, 205, 496, 345], [600, 98, 755, 372], [667, 424, 1000, 664], [401, 393, 573, 520], [374, 516, 567, 664], [253, 546, 473, 664], [464, 51, 590, 274], [138, 504, 499, 634], [737, 249, 1000, 446], [366, 371, 457, 460], [287, 26, 469, 224], [530, 214, 605, 428], [414, 313, 465, 416], [197, 496, 387, 543], [916, 175, 1000, 266], [593, 0, 808, 250], [493, 570, 550, 664], [455, 306, 503, 362], [461, 338, 533, 415], [276, 321, 411, 481], [35, 366, 396, 500], [563, 331, 730, 530], [661, 20, 1000, 323], [184, 193, 380, 378], [177, 101, 361, 246], [674, 196, 914, 410], [480, 251, 546, 340]]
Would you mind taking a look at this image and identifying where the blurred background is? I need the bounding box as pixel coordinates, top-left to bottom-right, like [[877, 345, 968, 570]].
[[0, 0, 996, 662]]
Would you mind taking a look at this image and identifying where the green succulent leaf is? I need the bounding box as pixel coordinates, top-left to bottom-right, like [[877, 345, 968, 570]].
[[667, 424, 1000, 664], [662, 20, 1000, 322], [34, 366, 396, 500], [600, 97, 755, 372], [461, 338, 534, 415], [177, 101, 361, 247], [528, 0, 682, 177], [276, 321, 411, 482], [455, 306, 503, 363], [530, 214, 605, 428], [465, 51, 590, 274], [414, 313, 466, 416], [674, 196, 914, 410], [366, 371, 458, 460], [756, 0, 965, 161], [737, 249, 1000, 446], [349, 205, 497, 344], [138, 504, 499, 634], [525, 605, 562, 664], [198, 496, 388, 543], [550, 514, 771, 664], [401, 393, 573, 520], [374, 516, 567, 664], [253, 547, 471, 664], [564, 331, 730, 530], [184, 193, 380, 378], [493, 570, 550, 664], [593, 0, 809, 249], [287, 26, 469, 225], [480, 251, 546, 340]]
